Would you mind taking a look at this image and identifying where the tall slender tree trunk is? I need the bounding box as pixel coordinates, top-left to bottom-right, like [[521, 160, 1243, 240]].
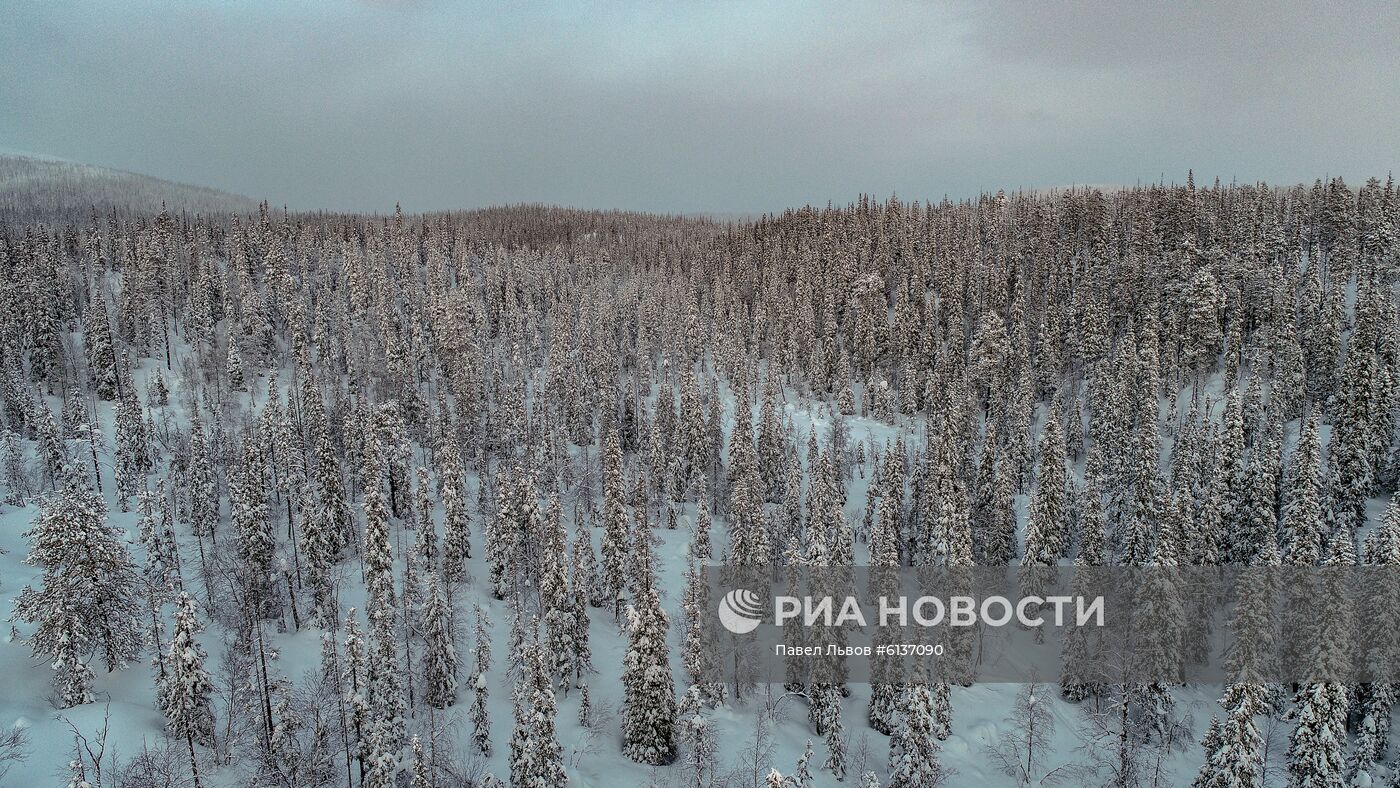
[[186, 732, 203, 788]]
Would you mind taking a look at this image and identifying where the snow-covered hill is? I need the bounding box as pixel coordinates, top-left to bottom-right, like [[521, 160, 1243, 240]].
[[0, 153, 260, 224]]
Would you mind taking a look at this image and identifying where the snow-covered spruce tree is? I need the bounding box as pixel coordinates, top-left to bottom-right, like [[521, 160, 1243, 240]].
[[525, 636, 568, 786], [226, 340, 246, 391], [187, 416, 219, 554], [1237, 433, 1281, 566], [509, 636, 567, 787], [873, 446, 903, 565], [362, 428, 394, 596], [25, 256, 62, 388], [794, 738, 814, 787], [887, 683, 949, 787], [466, 668, 492, 759], [375, 402, 412, 519], [1301, 277, 1343, 408], [1, 429, 31, 504], [1020, 413, 1067, 629], [692, 479, 713, 560], [627, 492, 659, 600], [260, 384, 300, 527], [1133, 506, 1187, 739], [298, 484, 339, 628], [1286, 681, 1349, 788], [1119, 419, 1163, 568], [921, 413, 976, 686], [866, 442, 904, 736], [83, 291, 120, 401], [976, 427, 1016, 563], [726, 392, 771, 566], [675, 368, 707, 499], [51, 605, 96, 709], [1348, 496, 1400, 785], [1181, 266, 1225, 381], [540, 493, 576, 688], [1329, 309, 1385, 536], [681, 552, 725, 707], [398, 510, 423, 685], [358, 427, 406, 776], [566, 520, 596, 688], [1022, 415, 1068, 568], [810, 682, 847, 780], [490, 469, 538, 601], [929, 681, 953, 742], [649, 382, 679, 501], [1210, 390, 1250, 565], [971, 420, 1009, 564], [599, 428, 630, 614], [757, 373, 789, 502], [304, 383, 352, 556], [342, 610, 370, 781], [806, 446, 847, 563], [775, 453, 804, 551], [677, 707, 720, 785], [413, 468, 438, 554], [1061, 480, 1108, 702], [367, 597, 405, 760], [621, 532, 677, 765], [409, 735, 430, 788], [12, 475, 143, 700], [146, 372, 169, 407], [158, 591, 215, 782], [1272, 322, 1310, 422], [1286, 529, 1357, 788], [439, 442, 472, 583], [64, 755, 92, 788], [1193, 680, 1270, 788], [61, 388, 87, 439], [113, 385, 150, 508], [32, 401, 66, 491], [1222, 538, 1280, 687], [1282, 410, 1325, 566], [137, 486, 179, 596], [468, 600, 494, 757], [970, 310, 1009, 411], [1279, 415, 1330, 675], [361, 714, 399, 788], [420, 571, 457, 709], [233, 435, 278, 619]]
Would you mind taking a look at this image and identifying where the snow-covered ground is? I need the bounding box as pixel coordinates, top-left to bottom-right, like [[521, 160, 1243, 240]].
[[0, 352, 1320, 788]]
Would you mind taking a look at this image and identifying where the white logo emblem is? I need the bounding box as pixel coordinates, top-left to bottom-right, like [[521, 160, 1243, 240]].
[[718, 588, 764, 634]]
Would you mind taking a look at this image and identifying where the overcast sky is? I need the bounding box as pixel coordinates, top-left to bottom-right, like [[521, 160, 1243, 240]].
[[2, 1, 1397, 214]]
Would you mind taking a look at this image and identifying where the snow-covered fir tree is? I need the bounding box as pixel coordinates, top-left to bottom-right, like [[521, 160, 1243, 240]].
[[420, 571, 458, 709], [621, 530, 677, 765], [509, 635, 568, 787], [12, 475, 143, 700]]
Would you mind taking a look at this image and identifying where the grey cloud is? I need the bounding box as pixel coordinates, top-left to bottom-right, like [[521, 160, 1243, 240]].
[[0, 1, 1395, 214]]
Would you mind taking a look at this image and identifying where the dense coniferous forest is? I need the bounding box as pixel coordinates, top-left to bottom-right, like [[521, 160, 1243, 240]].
[[0, 174, 1398, 787]]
